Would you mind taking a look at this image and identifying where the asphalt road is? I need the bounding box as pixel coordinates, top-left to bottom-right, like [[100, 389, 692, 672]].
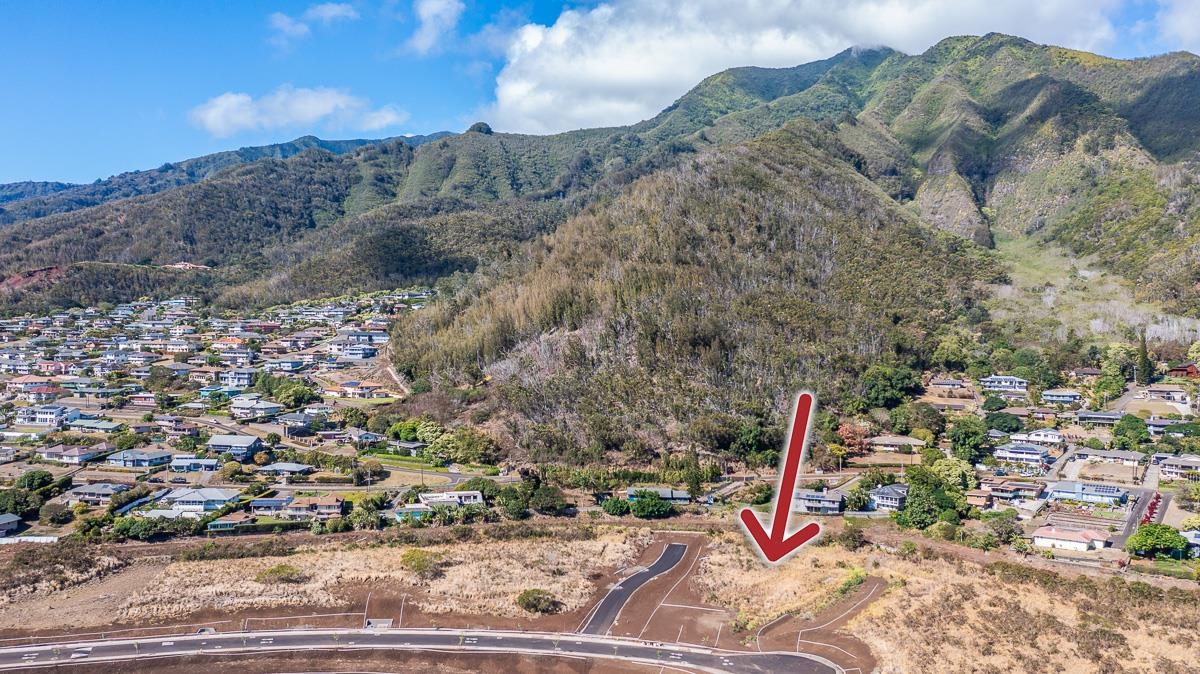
[[579, 542, 688, 636], [0, 628, 836, 674]]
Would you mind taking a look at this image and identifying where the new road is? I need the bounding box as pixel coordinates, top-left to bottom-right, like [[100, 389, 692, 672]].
[[0, 628, 837, 674], [579, 542, 688, 635]]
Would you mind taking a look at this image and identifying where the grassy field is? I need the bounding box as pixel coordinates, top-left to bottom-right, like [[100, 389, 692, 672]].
[[987, 232, 1200, 342]]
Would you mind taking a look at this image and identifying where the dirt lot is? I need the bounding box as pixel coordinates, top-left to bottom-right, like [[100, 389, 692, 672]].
[[0, 461, 71, 484], [1078, 461, 1144, 486]]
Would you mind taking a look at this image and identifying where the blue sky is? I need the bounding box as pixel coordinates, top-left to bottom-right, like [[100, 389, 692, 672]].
[[0, 0, 1194, 184]]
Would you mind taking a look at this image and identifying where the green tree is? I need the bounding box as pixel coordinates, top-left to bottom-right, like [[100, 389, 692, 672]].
[[601, 497, 631, 516], [14, 470, 53, 491], [981, 395, 1007, 412], [949, 416, 988, 464], [1125, 523, 1188, 557], [630, 491, 675, 519], [1113, 414, 1150, 446], [861, 365, 922, 409], [496, 485, 529, 520], [340, 407, 368, 429], [528, 485, 568, 515], [1180, 514, 1200, 532], [984, 412, 1022, 433], [931, 457, 978, 492], [982, 509, 1022, 544], [1136, 330, 1153, 386]]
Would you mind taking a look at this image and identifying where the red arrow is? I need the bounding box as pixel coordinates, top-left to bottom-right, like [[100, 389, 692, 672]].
[[738, 392, 822, 563]]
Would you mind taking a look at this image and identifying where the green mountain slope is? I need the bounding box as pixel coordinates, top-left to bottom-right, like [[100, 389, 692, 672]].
[[4, 33, 1200, 318], [0, 132, 451, 225], [392, 122, 997, 462]]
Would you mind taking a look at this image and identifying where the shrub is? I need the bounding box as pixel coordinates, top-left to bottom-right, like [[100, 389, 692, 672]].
[[630, 491, 675, 519], [401, 548, 442, 581], [256, 563, 308, 584], [516, 588, 562, 614], [601, 498, 631, 516], [38, 502, 73, 526]]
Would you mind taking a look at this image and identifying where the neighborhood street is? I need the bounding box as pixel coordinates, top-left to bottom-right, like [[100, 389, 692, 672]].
[[0, 628, 837, 674]]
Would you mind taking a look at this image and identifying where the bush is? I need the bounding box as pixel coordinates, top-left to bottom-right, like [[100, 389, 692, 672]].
[[630, 491, 675, 519], [529, 485, 568, 516], [401, 548, 442, 581], [38, 502, 73, 526], [255, 563, 308, 584], [516, 588, 562, 614], [601, 497, 631, 516]]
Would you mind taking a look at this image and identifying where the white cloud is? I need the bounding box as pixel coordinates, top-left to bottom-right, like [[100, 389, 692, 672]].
[[303, 2, 360, 24], [1156, 0, 1200, 53], [189, 85, 409, 138], [484, 0, 1125, 134], [269, 3, 359, 49], [408, 0, 466, 54], [268, 12, 311, 45]]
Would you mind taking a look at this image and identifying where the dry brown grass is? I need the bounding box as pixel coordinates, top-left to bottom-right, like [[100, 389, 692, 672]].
[[119, 528, 652, 623], [698, 532, 1200, 673], [694, 533, 864, 629]]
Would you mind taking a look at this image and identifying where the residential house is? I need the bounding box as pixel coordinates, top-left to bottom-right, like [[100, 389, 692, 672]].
[[169, 456, 219, 472], [1160, 455, 1200, 481], [249, 495, 293, 515], [1069, 367, 1103, 380], [281, 495, 344, 520], [15, 405, 80, 429], [1075, 410, 1123, 426], [1167, 362, 1200, 378], [5, 374, 52, 393], [1147, 384, 1189, 404], [0, 513, 20, 537], [1047, 481, 1127, 506], [418, 490, 487, 507], [791, 489, 844, 515], [1041, 389, 1084, 405], [1009, 428, 1065, 446], [1031, 526, 1110, 552], [106, 448, 173, 468], [163, 487, 241, 512], [230, 396, 284, 420], [206, 434, 263, 461], [64, 482, 131, 506], [965, 489, 993, 509], [206, 511, 256, 533], [868, 435, 926, 452], [219, 368, 257, 388], [993, 443, 1050, 467], [980, 375, 1029, 394], [257, 462, 314, 477], [867, 484, 908, 512]]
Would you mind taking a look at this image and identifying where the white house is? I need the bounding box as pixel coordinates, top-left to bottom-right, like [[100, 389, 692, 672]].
[[980, 375, 1028, 393], [1031, 526, 1110, 552]]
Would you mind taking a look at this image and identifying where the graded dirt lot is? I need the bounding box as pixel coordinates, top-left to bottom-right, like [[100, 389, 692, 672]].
[[1078, 461, 1143, 486]]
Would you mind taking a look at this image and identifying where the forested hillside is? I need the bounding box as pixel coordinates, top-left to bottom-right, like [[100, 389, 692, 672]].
[[392, 122, 998, 465]]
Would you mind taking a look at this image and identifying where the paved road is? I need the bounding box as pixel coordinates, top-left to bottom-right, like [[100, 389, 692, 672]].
[[579, 543, 688, 636], [0, 628, 836, 674]]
